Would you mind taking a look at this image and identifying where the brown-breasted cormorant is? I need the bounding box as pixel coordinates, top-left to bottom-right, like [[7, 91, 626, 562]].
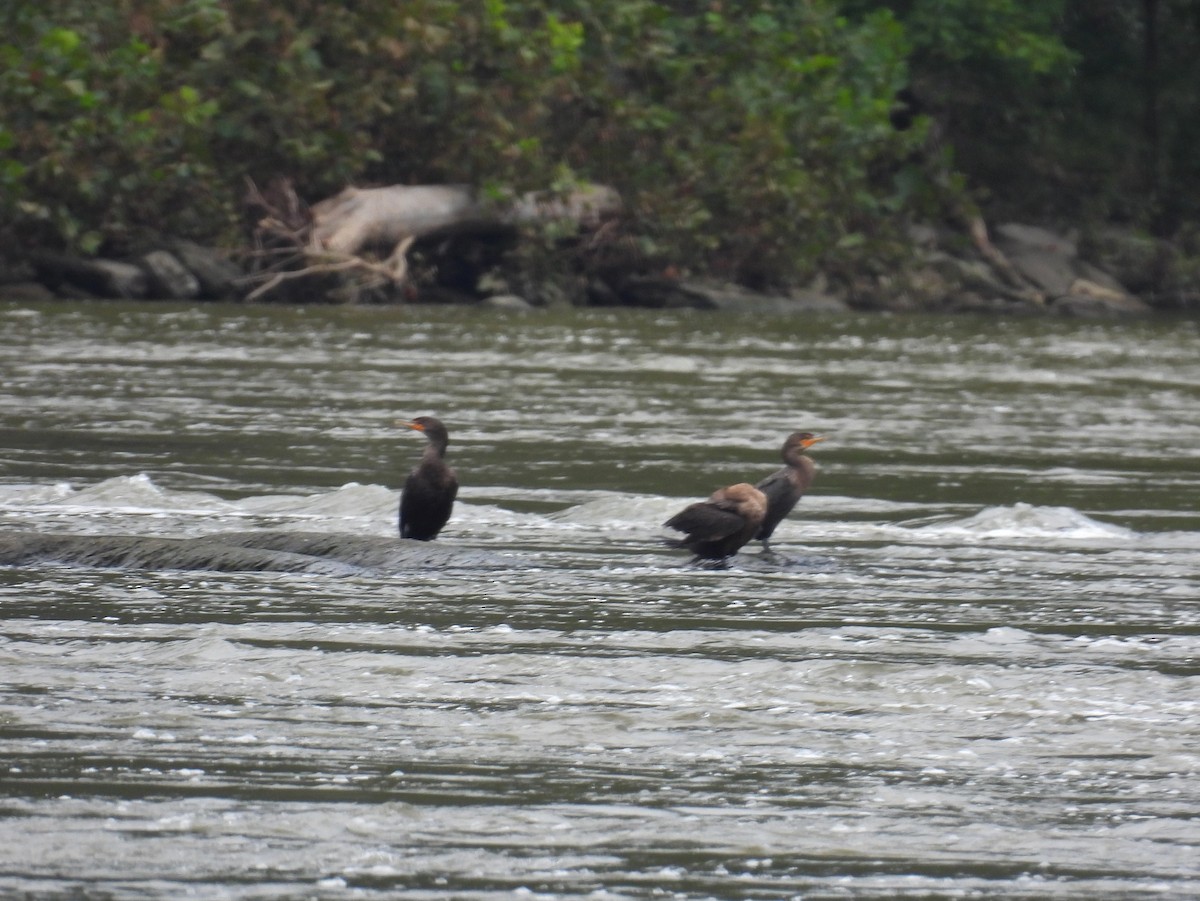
[[754, 432, 824, 551], [398, 416, 458, 540], [664, 482, 768, 563]]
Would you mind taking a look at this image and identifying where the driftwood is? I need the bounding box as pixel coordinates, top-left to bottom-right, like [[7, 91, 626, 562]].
[[311, 182, 621, 253], [243, 179, 621, 302]]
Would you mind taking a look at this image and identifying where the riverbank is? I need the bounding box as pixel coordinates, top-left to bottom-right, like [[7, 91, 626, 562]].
[[3, 213, 1198, 317]]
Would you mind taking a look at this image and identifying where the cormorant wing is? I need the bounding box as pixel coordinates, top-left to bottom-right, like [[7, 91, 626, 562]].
[[665, 501, 744, 541]]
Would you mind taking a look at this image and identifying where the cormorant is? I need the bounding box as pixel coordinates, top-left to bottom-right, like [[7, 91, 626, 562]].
[[754, 432, 825, 552], [398, 416, 458, 540], [665, 482, 768, 563]]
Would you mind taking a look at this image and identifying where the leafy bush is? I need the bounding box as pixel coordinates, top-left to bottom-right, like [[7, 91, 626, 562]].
[[851, 0, 1200, 233], [1, 1, 927, 286], [0, 6, 224, 253]]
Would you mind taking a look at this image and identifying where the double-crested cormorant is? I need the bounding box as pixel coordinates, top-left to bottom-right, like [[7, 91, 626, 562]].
[[754, 431, 825, 551], [664, 482, 768, 563], [398, 416, 458, 540]]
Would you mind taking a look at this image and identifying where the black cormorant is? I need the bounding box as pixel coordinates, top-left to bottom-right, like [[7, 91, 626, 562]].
[[398, 416, 458, 540]]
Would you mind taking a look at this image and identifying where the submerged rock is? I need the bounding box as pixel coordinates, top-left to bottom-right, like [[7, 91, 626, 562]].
[[481, 293, 534, 311], [614, 276, 847, 312], [0, 530, 511, 575], [0, 532, 356, 575], [218, 531, 503, 571]]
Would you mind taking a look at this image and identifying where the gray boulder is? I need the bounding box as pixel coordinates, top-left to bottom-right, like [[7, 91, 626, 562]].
[[140, 249, 201, 299], [994, 222, 1078, 257], [171, 240, 244, 299], [994, 221, 1147, 311], [1003, 246, 1079, 296], [33, 253, 147, 298], [993, 222, 1080, 296]]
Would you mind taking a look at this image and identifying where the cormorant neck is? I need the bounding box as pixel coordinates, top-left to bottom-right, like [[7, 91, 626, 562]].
[[783, 446, 809, 468]]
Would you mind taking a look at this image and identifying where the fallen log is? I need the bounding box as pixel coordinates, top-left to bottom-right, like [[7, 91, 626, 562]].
[[310, 184, 485, 255], [245, 179, 621, 303], [310, 182, 621, 255]]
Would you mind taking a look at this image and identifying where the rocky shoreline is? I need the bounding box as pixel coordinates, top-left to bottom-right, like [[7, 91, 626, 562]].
[[2, 218, 1197, 317]]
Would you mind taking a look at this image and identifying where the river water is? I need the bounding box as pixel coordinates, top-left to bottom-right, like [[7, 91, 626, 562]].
[[1, 300, 1198, 899]]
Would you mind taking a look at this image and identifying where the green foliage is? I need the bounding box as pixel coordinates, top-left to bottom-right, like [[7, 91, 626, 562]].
[[840, 0, 1078, 217], [1055, 0, 1200, 230], [898, 0, 1074, 73], [0, 6, 227, 252], [0, 1, 921, 284], [849, 0, 1200, 232], [5, 0, 1200, 284], [581, 2, 924, 286]]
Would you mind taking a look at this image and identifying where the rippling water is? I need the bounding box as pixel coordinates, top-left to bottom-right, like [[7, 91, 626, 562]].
[[1, 300, 1198, 899]]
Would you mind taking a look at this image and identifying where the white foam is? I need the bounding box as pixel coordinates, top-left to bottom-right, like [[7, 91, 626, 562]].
[[20, 473, 238, 515], [237, 482, 395, 518], [921, 502, 1135, 542]]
